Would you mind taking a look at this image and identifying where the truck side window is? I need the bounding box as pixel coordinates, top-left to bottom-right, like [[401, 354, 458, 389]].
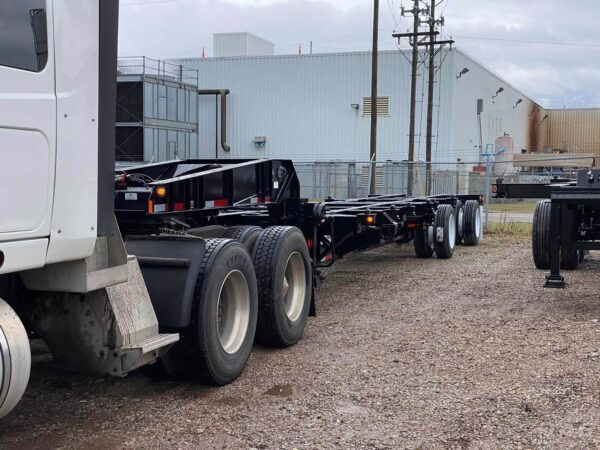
[[0, 1, 48, 72]]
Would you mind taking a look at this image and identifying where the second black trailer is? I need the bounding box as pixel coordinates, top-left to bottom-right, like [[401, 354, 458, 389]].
[[493, 169, 600, 288]]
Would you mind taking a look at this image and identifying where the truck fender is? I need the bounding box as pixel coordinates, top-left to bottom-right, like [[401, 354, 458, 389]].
[[124, 236, 206, 329]]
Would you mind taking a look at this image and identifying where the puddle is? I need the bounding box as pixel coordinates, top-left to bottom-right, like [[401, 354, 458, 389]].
[[264, 384, 298, 398]]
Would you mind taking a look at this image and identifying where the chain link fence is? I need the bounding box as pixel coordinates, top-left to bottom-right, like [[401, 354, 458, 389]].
[[294, 156, 594, 201]]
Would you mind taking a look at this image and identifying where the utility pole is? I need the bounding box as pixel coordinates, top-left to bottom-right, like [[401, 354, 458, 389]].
[[425, 0, 436, 196], [369, 0, 379, 195], [406, 0, 419, 197], [394, 1, 453, 197]]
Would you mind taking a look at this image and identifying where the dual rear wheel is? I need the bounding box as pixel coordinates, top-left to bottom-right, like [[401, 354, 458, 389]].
[[413, 200, 481, 259], [532, 200, 579, 271], [162, 225, 312, 385]]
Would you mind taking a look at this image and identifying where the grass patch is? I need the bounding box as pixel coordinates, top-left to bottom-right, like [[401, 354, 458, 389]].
[[486, 221, 532, 236], [488, 201, 537, 214]]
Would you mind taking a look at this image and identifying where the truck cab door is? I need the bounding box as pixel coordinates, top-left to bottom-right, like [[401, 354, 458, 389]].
[[0, 1, 56, 239]]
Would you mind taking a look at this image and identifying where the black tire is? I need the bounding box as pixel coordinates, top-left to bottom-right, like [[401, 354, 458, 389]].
[[560, 247, 579, 270], [455, 201, 465, 245], [222, 226, 262, 253], [187, 225, 226, 239], [161, 238, 258, 385], [434, 204, 456, 259], [532, 200, 551, 269], [463, 200, 482, 246], [253, 226, 312, 348], [413, 224, 435, 258]]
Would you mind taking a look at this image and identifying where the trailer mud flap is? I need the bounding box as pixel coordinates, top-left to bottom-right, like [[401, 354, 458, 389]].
[[124, 236, 206, 328]]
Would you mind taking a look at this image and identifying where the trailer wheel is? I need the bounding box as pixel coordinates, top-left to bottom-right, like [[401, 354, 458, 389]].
[[434, 205, 456, 259], [413, 224, 435, 258], [463, 200, 482, 246], [560, 248, 579, 270], [0, 298, 31, 419], [455, 201, 465, 245], [532, 200, 551, 269], [222, 226, 262, 253], [162, 239, 258, 385], [253, 226, 312, 347]]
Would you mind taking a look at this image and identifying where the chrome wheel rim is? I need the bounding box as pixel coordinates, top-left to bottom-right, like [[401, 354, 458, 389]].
[[427, 225, 434, 248], [217, 270, 250, 355], [457, 207, 464, 236], [475, 207, 482, 238], [448, 214, 456, 249], [283, 252, 306, 322]]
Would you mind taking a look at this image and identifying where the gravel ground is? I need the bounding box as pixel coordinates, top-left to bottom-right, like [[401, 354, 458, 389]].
[[2, 234, 600, 449]]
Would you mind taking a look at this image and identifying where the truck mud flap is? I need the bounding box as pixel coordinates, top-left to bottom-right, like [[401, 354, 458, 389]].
[[124, 236, 206, 328]]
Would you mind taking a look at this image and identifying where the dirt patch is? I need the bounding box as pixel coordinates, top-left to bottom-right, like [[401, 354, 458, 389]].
[[2, 235, 600, 448]]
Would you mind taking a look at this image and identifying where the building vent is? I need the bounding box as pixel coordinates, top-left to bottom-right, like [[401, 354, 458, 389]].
[[362, 96, 390, 117], [360, 165, 384, 190]]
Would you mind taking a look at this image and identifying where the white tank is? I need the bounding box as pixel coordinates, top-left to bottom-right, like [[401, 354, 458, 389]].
[[494, 134, 514, 176]]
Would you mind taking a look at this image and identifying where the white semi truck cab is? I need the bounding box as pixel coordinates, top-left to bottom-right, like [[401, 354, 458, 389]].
[[0, 1, 102, 273], [0, 0, 184, 418]]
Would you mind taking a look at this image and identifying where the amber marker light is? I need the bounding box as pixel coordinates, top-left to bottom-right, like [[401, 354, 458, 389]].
[[155, 186, 167, 198]]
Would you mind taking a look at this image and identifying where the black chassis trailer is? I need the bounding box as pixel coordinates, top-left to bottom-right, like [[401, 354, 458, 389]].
[[114, 158, 482, 329], [493, 169, 600, 288], [116, 158, 482, 256]]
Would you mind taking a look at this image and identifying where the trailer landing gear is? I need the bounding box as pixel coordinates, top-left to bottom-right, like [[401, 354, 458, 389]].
[[544, 274, 566, 289]]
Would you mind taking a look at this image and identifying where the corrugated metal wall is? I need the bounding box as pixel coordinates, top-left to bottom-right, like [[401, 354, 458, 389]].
[[174, 50, 458, 163], [545, 109, 600, 154], [171, 49, 541, 164], [451, 51, 542, 160]]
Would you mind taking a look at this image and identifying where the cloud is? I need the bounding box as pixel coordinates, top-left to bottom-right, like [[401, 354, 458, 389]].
[[118, 0, 600, 108]]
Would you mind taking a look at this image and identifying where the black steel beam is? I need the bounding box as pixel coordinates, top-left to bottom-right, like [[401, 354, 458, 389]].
[[97, 0, 120, 236]]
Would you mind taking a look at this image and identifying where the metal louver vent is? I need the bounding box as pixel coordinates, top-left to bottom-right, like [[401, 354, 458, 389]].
[[360, 165, 384, 190], [362, 96, 390, 117]]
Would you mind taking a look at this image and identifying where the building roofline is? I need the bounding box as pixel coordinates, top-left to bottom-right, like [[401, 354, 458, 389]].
[[546, 107, 600, 112], [174, 49, 405, 63], [213, 31, 274, 46], [453, 48, 542, 109]]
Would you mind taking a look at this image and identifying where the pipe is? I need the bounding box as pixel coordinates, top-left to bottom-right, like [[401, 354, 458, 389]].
[[198, 89, 231, 153]]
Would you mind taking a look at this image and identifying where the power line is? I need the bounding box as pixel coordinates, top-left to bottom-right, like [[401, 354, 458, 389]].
[[122, 0, 181, 6], [386, 0, 399, 28], [450, 34, 600, 49]]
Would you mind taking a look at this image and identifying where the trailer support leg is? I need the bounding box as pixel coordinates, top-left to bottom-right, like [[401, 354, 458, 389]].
[[545, 200, 565, 288]]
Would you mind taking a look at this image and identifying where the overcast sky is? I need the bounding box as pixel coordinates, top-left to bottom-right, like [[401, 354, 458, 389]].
[[119, 0, 600, 109]]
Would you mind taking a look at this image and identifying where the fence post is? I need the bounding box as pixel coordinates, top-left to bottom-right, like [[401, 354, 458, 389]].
[[347, 162, 356, 199], [368, 155, 376, 196], [485, 154, 490, 230]]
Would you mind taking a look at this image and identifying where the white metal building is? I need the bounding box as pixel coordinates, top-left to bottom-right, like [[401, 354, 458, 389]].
[[172, 49, 541, 164], [213, 32, 274, 57]]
